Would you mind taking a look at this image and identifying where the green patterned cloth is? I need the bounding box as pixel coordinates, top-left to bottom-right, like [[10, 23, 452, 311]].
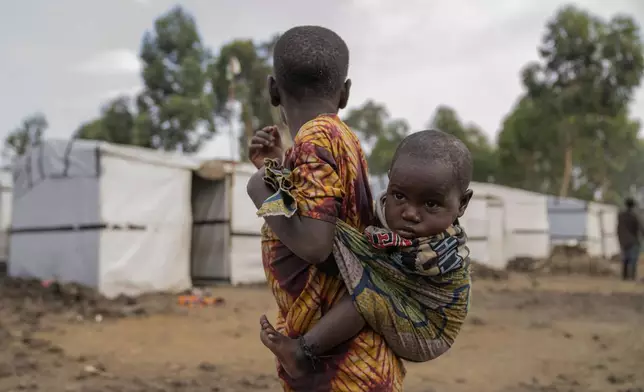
[[256, 159, 472, 362]]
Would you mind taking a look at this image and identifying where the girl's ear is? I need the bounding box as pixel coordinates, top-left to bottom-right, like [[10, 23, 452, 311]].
[[338, 79, 352, 109], [267, 76, 280, 107]]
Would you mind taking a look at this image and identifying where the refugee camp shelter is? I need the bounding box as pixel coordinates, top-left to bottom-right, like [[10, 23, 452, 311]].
[[0, 168, 12, 271], [9, 139, 265, 298], [190, 161, 265, 285], [459, 192, 506, 268], [547, 196, 620, 258], [467, 182, 551, 267]]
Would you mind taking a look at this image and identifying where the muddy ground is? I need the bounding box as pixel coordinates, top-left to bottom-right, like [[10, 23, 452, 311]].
[[1, 269, 643, 392]]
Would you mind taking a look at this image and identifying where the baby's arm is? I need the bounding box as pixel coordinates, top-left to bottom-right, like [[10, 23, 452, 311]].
[[301, 293, 366, 355], [259, 293, 366, 378]]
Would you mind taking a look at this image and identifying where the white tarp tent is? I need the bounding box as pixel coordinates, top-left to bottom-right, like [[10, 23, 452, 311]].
[[588, 202, 619, 258], [9, 139, 267, 297], [460, 193, 506, 268], [0, 168, 12, 263], [228, 164, 267, 284], [9, 139, 208, 298], [469, 182, 551, 264], [190, 162, 266, 285], [547, 196, 619, 258]]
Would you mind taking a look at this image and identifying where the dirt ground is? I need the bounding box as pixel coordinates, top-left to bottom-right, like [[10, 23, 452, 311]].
[[1, 271, 644, 392]]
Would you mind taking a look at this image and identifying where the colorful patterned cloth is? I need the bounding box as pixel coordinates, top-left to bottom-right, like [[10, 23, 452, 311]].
[[259, 163, 472, 363], [338, 193, 471, 362], [257, 159, 298, 218], [259, 114, 404, 392]]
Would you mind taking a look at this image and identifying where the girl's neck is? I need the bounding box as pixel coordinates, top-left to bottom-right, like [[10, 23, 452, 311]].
[[283, 100, 338, 139]]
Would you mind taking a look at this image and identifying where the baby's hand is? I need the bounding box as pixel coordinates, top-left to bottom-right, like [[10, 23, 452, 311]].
[[249, 125, 283, 169]]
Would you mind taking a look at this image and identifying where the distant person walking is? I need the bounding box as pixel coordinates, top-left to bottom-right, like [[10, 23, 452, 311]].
[[617, 197, 643, 281]]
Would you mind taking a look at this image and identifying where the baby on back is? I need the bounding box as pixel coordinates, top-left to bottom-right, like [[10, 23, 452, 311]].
[[259, 129, 474, 377]]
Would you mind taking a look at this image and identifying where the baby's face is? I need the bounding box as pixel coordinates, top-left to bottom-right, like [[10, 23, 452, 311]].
[[384, 157, 468, 239]]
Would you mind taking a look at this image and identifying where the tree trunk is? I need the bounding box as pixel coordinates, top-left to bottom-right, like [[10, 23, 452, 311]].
[[559, 139, 573, 198]]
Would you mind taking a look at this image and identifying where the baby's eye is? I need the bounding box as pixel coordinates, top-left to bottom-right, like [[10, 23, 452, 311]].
[[425, 201, 438, 209], [393, 192, 404, 201]]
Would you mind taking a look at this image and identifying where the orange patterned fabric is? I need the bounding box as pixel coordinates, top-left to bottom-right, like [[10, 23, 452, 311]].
[[261, 114, 405, 391]]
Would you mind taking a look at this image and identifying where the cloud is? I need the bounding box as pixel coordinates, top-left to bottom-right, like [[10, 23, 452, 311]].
[[132, 0, 152, 5], [73, 49, 142, 76]]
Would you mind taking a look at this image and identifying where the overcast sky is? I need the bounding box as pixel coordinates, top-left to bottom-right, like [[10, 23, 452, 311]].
[[2, 0, 643, 159]]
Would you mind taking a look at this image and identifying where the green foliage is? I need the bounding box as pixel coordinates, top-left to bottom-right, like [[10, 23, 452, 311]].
[[4, 113, 48, 161], [496, 97, 562, 193], [69, 6, 279, 160], [74, 6, 217, 152], [344, 100, 409, 176], [498, 4, 644, 201], [77, 96, 153, 148], [429, 106, 498, 183], [136, 6, 216, 152], [368, 119, 409, 176], [344, 100, 391, 144], [11, 3, 644, 204]]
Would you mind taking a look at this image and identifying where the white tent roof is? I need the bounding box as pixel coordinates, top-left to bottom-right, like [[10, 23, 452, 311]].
[[97, 141, 202, 170], [14, 139, 239, 181], [470, 182, 548, 201]]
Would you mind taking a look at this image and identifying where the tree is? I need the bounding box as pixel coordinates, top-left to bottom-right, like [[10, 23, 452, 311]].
[[77, 96, 152, 148], [4, 113, 48, 162], [368, 119, 409, 176], [428, 106, 497, 183], [212, 38, 279, 161], [496, 98, 562, 193], [80, 11, 281, 159], [136, 6, 216, 152], [497, 101, 642, 202], [515, 5, 644, 199], [344, 100, 391, 144], [344, 100, 410, 189], [573, 112, 641, 202]]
